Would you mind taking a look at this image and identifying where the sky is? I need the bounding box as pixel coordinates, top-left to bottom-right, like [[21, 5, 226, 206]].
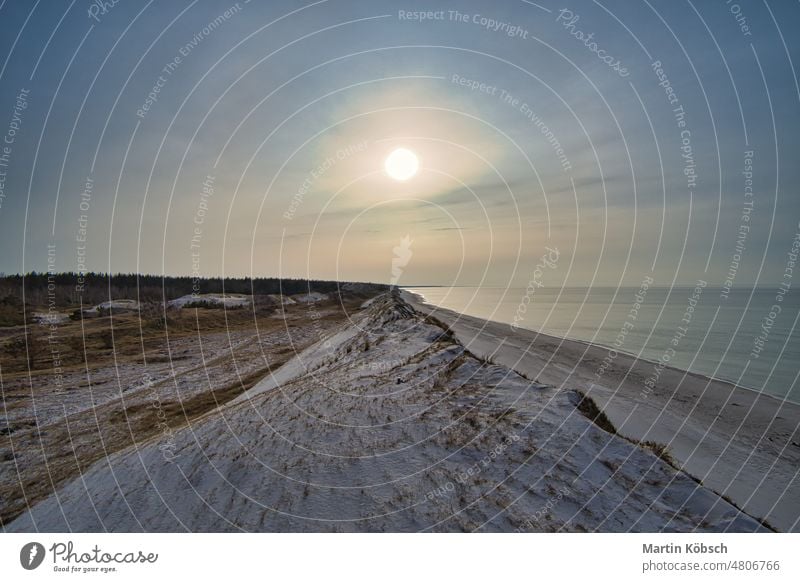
[[0, 0, 798, 288]]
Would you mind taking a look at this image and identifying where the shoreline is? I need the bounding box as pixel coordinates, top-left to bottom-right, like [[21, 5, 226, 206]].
[[403, 288, 795, 406], [401, 289, 800, 532]]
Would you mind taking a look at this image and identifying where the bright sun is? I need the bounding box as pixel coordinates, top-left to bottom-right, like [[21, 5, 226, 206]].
[[384, 148, 419, 181]]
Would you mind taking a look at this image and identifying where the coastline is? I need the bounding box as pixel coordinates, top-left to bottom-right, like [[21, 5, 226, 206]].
[[402, 289, 800, 532], [406, 287, 796, 405], [5, 291, 772, 533]]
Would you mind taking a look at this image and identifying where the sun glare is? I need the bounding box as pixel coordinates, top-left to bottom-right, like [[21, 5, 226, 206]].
[[384, 148, 419, 181]]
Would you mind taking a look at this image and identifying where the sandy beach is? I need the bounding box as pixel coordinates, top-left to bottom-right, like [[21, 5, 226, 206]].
[[402, 290, 800, 532]]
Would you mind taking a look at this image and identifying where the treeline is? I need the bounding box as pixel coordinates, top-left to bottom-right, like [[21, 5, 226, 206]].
[[0, 272, 384, 308]]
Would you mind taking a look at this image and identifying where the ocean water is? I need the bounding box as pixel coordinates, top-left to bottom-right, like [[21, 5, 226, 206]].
[[406, 286, 800, 403]]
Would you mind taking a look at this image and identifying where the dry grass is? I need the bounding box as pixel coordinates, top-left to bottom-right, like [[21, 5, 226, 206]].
[[573, 390, 617, 435], [0, 298, 364, 527]]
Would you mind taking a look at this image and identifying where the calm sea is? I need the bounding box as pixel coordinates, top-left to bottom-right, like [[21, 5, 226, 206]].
[[406, 286, 800, 403]]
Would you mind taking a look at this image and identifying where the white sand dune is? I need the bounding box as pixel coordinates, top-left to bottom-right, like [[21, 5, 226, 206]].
[[291, 291, 329, 303], [79, 299, 140, 316], [6, 293, 768, 532], [167, 293, 251, 309]]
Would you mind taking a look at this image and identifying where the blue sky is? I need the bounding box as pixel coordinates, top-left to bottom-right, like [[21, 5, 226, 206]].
[[0, 0, 798, 287]]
